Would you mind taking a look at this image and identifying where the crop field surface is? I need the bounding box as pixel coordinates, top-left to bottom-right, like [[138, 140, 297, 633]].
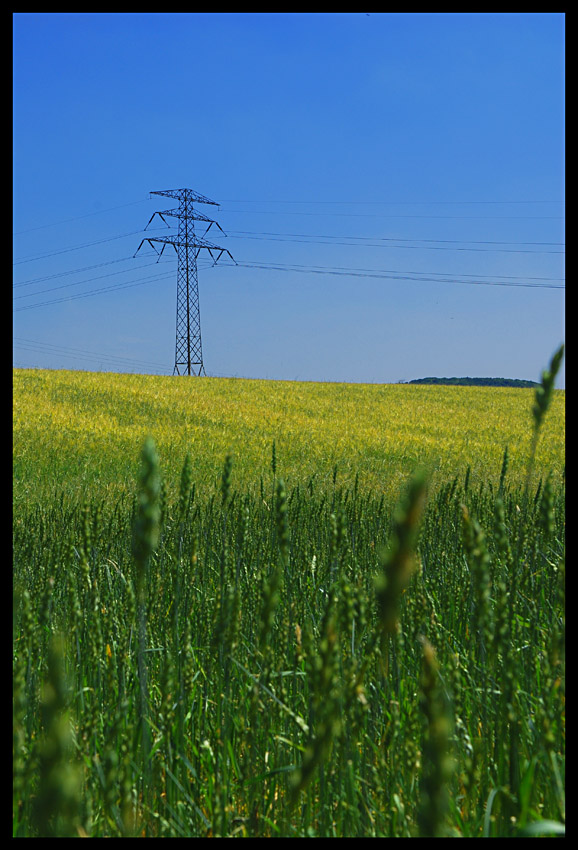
[[13, 365, 565, 838], [13, 368, 565, 507]]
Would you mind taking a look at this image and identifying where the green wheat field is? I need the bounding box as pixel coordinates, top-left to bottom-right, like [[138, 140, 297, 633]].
[[12, 349, 565, 837]]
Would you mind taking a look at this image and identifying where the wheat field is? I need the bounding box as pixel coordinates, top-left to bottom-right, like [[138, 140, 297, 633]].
[[13, 355, 565, 837], [13, 368, 564, 506]]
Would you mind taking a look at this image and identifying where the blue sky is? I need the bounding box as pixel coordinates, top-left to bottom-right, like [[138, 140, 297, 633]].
[[13, 12, 565, 386]]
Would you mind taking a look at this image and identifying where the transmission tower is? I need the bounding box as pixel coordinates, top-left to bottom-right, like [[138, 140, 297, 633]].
[[135, 188, 234, 376]]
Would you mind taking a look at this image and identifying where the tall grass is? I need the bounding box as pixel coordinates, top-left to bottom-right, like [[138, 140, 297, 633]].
[[13, 349, 564, 837]]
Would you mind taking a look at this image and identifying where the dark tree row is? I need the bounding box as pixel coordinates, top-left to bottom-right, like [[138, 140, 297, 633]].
[[407, 377, 539, 388]]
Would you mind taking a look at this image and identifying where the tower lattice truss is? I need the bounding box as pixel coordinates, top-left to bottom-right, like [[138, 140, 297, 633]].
[[136, 188, 234, 376]]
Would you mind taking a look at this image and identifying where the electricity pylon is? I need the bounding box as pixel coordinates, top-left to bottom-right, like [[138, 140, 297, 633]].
[[135, 188, 234, 376]]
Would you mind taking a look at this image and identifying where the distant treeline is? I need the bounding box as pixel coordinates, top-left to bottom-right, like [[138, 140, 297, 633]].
[[406, 377, 540, 388]]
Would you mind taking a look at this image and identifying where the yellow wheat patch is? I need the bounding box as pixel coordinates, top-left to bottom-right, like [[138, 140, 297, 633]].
[[13, 368, 565, 506]]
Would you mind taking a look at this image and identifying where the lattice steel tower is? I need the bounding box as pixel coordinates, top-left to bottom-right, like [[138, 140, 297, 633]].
[[136, 188, 233, 376]]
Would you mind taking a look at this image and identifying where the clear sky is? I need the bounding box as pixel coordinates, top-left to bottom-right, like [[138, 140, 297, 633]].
[[13, 12, 565, 386]]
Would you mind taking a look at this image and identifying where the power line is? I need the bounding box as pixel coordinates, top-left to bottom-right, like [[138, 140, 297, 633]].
[[13, 198, 150, 236], [228, 260, 564, 290], [12, 201, 564, 322], [220, 207, 564, 220], [233, 260, 562, 283], [220, 198, 564, 205], [81, 224, 562, 253], [12, 214, 564, 275], [227, 230, 564, 255], [13, 259, 166, 300], [13, 253, 563, 313], [12, 230, 146, 265], [13, 337, 171, 373], [12, 256, 215, 313], [13, 227, 563, 297], [13, 268, 175, 312], [14, 197, 563, 241], [228, 228, 563, 247], [13, 257, 138, 288], [12, 227, 168, 265]]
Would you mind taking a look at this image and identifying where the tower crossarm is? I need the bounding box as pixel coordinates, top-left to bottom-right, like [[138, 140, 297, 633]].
[[148, 207, 227, 236], [150, 188, 220, 206], [135, 234, 235, 264], [156, 208, 218, 224]]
